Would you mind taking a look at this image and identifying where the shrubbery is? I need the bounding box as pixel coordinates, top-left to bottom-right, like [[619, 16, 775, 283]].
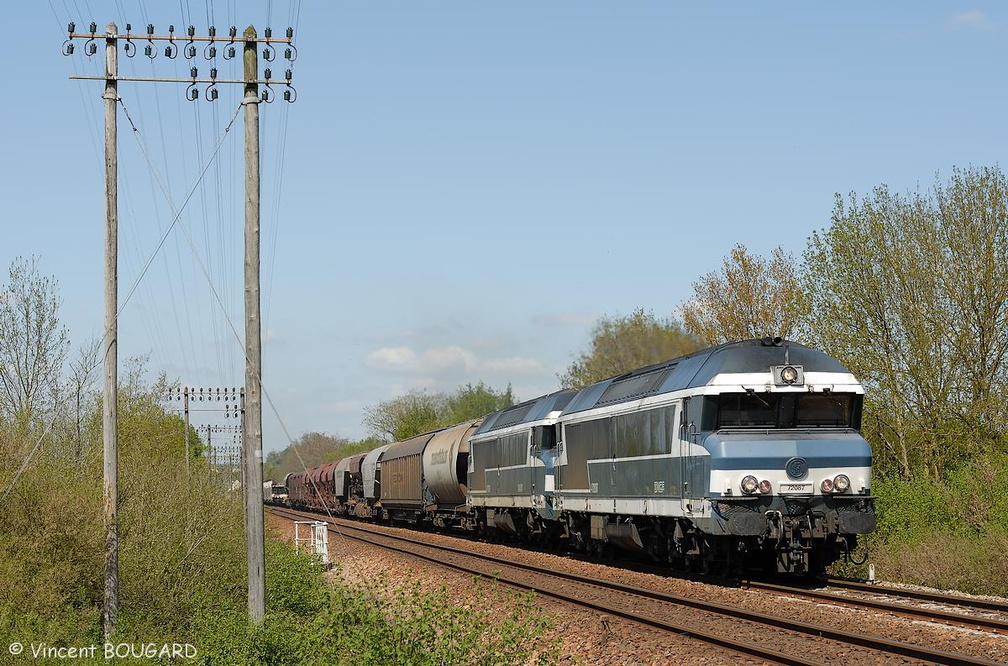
[[0, 436, 105, 649], [832, 453, 1008, 595], [0, 368, 559, 665]]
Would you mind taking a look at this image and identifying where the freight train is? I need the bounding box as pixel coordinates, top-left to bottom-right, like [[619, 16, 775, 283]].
[[275, 338, 876, 575]]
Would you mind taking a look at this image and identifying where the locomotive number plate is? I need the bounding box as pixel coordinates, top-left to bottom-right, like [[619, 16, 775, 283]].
[[778, 483, 813, 495]]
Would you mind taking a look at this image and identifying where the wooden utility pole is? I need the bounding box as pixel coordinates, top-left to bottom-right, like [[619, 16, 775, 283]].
[[63, 20, 296, 629], [242, 25, 266, 625], [101, 21, 119, 640]]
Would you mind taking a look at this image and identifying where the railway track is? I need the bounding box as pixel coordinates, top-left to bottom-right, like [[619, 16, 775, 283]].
[[565, 552, 1008, 636], [512, 531, 1008, 636], [741, 578, 1008, 635], [823, 576, 1008, 615], [269, 506, 1004, 665]]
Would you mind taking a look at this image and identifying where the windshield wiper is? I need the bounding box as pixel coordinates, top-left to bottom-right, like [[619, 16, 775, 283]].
[[742, 386, 772, 409]]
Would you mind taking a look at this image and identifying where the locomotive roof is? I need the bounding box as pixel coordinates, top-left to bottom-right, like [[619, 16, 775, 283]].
[[562, 339, 851, 415], [473, 389, 578, 435]]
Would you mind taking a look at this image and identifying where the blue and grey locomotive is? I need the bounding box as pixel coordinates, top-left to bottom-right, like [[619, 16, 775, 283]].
[[468, 338, 875, 574], [283, 338, 875, 575]]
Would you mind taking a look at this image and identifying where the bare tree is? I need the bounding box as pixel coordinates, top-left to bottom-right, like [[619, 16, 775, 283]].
[[680, 244, 807, 346], [0, 257, 69, 432], [68, 337, 102, 457]]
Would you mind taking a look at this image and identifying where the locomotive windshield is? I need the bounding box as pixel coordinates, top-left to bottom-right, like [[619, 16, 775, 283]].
[[710, 392, 860, 430]]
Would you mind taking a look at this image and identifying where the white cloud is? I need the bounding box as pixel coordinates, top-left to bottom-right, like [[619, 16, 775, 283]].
[[949, 10, 994, 30], [367, 344, 544, 378], [424, 345, 476, 370], [481, 356, 543, 373], [366, 346, 418, 369]]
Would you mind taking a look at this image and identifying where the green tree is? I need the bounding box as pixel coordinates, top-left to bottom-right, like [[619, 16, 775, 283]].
[[935, 167, 1008, 439], [680, 243, 807, 345], [361, 382, 518, 443], [559, 309, 700, 389], [118, 356, 195, 462], [804, 165, 1008, 479], [263, 431, 365, 482], [444, 382, 515, 424], [363, 390, 442, 441]]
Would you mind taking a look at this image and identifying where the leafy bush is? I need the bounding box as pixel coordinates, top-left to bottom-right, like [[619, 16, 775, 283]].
[[870, 453, 1008, 544], [871, 474, 955, 543], [1, 365, 559, 666], [832, 453, 1008, 595], [0, 454, 104, 648], [943, 454, 1008, 536]]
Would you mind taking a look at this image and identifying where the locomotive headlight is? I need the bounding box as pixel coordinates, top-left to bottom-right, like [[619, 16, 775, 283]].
[[833, 474, 851, 493], [780, 365, 799, 384], [773, 364, 804, 386], [758, 479, 772, 494], [741, 475, 759, 495], [820, 478, 834, 493]]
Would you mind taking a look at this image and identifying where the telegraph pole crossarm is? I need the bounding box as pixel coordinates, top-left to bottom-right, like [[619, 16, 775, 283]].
[[165, 387, 245, 475], [63, 22, 298, 104]]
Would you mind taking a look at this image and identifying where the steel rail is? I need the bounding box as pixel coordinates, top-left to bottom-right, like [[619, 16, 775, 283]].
[[823, 577, 1008, 614], [742, 579, 1008, 634], [269, 506, 1001, 666]]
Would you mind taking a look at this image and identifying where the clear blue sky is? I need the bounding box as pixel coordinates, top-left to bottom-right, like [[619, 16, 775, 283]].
[[1, 2, 1004, 449]]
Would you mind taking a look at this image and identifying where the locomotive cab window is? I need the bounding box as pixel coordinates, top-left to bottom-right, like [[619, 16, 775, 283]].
[[794, 394, 854, 427], [712, 392, 861, 429], [716, 393, 777, 427], [532, 424, 557, 449]]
